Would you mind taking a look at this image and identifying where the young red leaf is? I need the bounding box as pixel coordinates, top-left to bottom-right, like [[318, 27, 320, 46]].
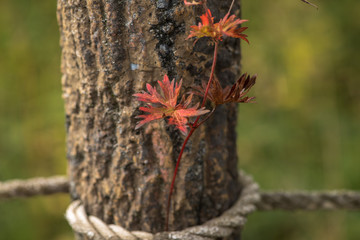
[[186, 9, 217, 42], [187, 9, 249, 43], [217, 13, 249, 43], [134, 75, 209, 134]]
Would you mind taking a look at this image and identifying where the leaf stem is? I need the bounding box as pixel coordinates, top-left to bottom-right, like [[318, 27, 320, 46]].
[[227, 0, 236, 16], [196, 106, 216, 127], [165, 41, 219, 231], [165, 127, 195, 231]]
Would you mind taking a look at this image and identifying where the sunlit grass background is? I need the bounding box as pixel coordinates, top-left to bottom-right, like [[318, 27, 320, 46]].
[[0, 0, 359, 239]]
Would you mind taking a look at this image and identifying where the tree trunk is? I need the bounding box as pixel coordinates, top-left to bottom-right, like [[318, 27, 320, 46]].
[[57, 0, 243, 236]]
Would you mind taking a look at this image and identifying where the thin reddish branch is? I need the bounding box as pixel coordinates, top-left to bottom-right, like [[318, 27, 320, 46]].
[[196, 106, 216, 127], [133, 0, 254, 231], [166, 42, 219, 231], [165, 127, 196, 230]]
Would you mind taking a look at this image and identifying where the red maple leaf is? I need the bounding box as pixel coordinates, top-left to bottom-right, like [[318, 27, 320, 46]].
[[133, 75, 209, 135]]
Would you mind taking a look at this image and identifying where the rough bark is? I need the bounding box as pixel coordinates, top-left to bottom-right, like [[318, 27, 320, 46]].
[[57, 0, 243, 236]]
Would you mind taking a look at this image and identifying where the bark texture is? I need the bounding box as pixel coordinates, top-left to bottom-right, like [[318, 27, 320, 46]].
[[57, 0, 243, 234]]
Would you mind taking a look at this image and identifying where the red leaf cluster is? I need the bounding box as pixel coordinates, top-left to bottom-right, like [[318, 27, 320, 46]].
[[186, 9, 248, 43], [133, 75, 209, 135]]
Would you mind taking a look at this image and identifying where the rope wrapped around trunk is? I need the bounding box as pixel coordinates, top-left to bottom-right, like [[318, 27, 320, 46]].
[[65, 170, 260, 240], [1, 171, 360, 239]]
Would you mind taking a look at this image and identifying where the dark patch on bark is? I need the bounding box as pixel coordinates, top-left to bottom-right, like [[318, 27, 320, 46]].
[[193, 38, 214, 55], [151, 0, 185, 79], [186, 63, 203, 77], [65, 114, 71, 133], [165, 125, 183, 164]]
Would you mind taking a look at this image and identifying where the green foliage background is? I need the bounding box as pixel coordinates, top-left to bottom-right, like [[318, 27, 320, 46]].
[[0, 0, 359, 239]]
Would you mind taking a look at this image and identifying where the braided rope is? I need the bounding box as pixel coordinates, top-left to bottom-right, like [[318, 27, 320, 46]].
[[1, 174, 360, 240], [1, 175, 359, 211], [257, 190, 360, 211], [65, 170, 260, 240], [0, 175, 69, 199]]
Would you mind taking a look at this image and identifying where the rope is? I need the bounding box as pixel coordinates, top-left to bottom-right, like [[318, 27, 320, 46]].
[[257, 190, 360, 211], [2, 175, 360, 211], [1, 175, 359, 211], [0, 175, 69, 199], [65, 170, 260, 240], [1, 174, 360, 239]]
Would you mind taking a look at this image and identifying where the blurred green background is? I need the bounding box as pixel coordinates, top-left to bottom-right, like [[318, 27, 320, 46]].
[[239, 0, 360, 239], [0, 0, 71, 239], [0, 0, 358, 239]]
